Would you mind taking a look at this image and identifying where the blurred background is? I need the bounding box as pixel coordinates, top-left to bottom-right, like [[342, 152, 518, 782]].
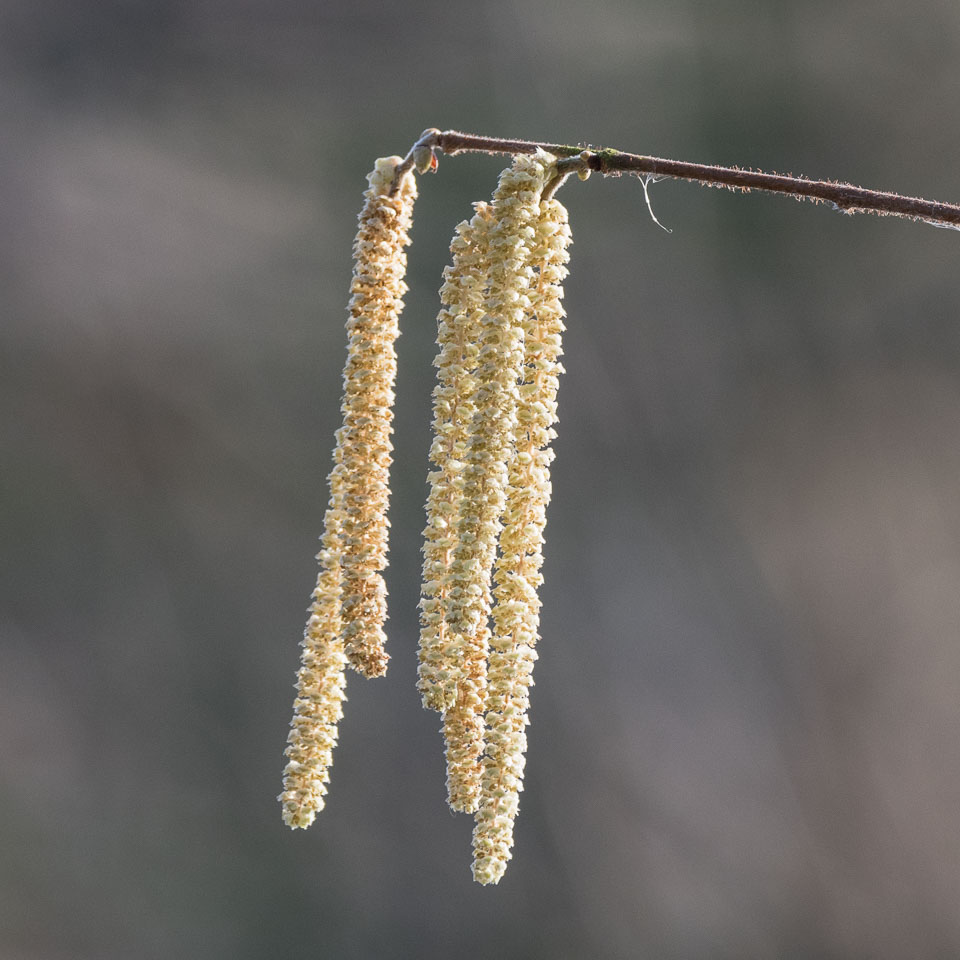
[[4, 1, 960, 957]]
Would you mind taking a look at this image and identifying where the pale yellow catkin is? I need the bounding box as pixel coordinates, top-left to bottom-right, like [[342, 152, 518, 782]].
[[472, 194, 572, 885], [338, 157, 417, 678], [279, 460, 347, 827], [418, 202, 495, 714], [279, 157, 415, 828], [438, 152, 554, 814]]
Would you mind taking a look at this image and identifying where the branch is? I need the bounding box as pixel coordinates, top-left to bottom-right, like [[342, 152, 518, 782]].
[[393, 128, 960, 231]]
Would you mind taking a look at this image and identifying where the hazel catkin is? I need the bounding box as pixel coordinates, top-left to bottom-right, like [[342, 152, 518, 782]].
[[280, 156, 416, 828], [471, 192, 571, 883]]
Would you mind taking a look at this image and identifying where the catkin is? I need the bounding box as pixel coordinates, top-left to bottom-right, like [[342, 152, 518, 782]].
[[282, 140, 575, 884], [438, 152, 554, 814], [279, 157, 415, 828], [279, 460, 348, 827], [338, 157, 417, 678], [418, 202, 495, 713], [472, 194, 571, 885]]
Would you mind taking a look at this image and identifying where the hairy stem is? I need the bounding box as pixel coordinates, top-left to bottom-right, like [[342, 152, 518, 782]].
[[394, 128, 960, 230]]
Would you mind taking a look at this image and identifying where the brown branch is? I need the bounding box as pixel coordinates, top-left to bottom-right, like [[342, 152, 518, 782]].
[[393, 128, 960, 231]]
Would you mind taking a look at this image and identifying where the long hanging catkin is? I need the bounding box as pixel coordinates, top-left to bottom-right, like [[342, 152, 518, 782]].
[[279, 156, 416, 828], [338, 157, 417, 678], [418, 202, 495, 714], [435, 152, 554, 814], [472, 192, 572, 885], [279, 459, 348, 828]]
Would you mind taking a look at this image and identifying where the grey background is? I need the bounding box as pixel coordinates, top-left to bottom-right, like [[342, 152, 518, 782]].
[[4, 1, 960, 957]]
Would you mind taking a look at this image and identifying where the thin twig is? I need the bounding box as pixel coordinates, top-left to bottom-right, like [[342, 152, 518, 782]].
[[392, 128, 960, 231]]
